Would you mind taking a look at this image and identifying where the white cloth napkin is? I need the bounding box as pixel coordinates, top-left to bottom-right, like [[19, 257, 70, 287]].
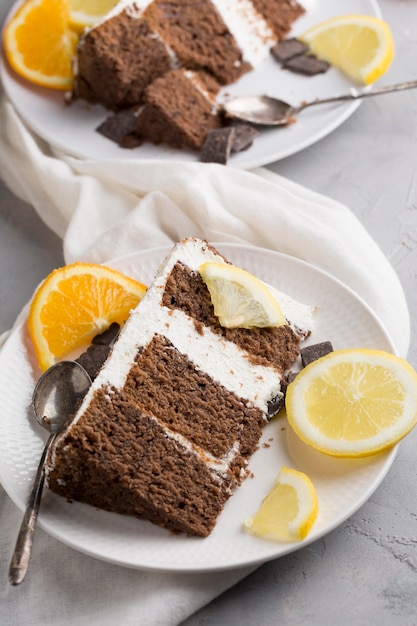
[[0, 93, 410, 626]]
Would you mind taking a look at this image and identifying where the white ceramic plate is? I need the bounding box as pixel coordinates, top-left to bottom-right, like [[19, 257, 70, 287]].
[[0, 243, 397, 573], [0, 0, 381, 167]]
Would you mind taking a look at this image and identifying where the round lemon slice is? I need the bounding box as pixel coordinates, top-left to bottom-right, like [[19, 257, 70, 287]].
[[243, 466, 319, 542], [69, 0, 118, 33], [300, 14, 394, 84], [199, 262, 286, 329], [286, 349, 417, 458]]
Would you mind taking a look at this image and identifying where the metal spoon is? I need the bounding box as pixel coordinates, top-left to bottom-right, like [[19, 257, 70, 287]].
[[222, 79, 417, 126], [9, 361, 92, 586]]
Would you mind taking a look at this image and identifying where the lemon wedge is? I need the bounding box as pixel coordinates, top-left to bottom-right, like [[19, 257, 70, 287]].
[[69, 0, 118, 33], [300, 14, 394, 84], [243, 466, 319, 542], [286, 349, 417, 458], [199, 262, 286, 329]]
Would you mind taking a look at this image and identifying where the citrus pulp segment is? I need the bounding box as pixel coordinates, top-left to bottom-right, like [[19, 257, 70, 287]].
[[3, 0, 79, 90]]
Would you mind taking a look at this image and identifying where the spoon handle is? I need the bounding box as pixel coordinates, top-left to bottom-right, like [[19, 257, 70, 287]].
[[297, 79, 417, 112], [9, 433, 54, 586]]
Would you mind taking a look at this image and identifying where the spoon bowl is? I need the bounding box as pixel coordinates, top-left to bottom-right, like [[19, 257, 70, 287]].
[[9, 361, 91, 585], [222, 79, 417, 126]]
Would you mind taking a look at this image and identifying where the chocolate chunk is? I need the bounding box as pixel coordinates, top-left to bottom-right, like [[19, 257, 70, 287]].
[[76, 344, 111, 381], [267, 394, 285, 419], [266, 371, 299, 418], [96, 109, 139, 144], [300, 341, 334, 367], [271, 37, 309, 62], [231, 124, 260, 152], [283, 55, 330, 76], [92, 322, 120, 346], [200, 127, 236, 164]]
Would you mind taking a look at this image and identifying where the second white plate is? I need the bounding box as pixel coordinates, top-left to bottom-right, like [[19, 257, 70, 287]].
[[0, 0, 381, 167]]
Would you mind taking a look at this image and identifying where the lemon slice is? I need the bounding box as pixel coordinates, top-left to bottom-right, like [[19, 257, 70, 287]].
[[69, 0, 119, 33], [199, 262, 285, 329], [286, 349, 417, 458], [243, 466, 319, 542], [28, 262, 147, 371], [300, 14, 394, 84]]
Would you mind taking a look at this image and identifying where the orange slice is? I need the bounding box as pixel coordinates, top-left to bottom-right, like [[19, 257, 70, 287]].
[[28, 262, 147, 371], [3, 0, 79, 90]]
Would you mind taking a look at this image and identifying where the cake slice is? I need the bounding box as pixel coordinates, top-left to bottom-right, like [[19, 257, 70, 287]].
[[73, 0, 305, 112], [135, 69, 221, 150], [46, 239, 314, 537], [73, 3, 174, 111]]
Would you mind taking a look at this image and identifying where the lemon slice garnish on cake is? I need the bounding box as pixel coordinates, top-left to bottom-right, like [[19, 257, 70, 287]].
[[3, 0, 79, 90], [243, 466, 319, 542], [28, 262, 147, 371], [286, 349, 417, 458], [69, 0, 119, 33], [300, 14, 394, 84], [199, 262, 286, 329]]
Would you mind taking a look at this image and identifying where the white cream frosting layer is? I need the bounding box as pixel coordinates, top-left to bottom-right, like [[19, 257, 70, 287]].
[[210, 0, 276, 66]]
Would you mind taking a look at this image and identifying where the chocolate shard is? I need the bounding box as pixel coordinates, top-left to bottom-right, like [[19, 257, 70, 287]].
[[283, 55, 330, 76], [76, 344, 112, 381], [271, 37, 309, 62], [266, 371, 298, 418], [200, 127, 236, 164], [96, 109, 139, 144], [231, 124, 260, 152], [300, 341, 334, 367]]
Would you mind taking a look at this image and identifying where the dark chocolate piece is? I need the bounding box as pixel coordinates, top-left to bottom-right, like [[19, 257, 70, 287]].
[[271, 37, 308, 62], [96, 109, 139, 144], [92, 322, 120, 346], [300, 341, 334, 367], [76, 344, 111, 380], [200, 127, 236, 164], [267, 394, 285, 419], [283, 55, 330, 76], [231, 124, 260, 152]]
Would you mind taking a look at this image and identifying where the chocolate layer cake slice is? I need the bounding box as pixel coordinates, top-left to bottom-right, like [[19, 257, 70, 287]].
[[73, 0, 305, 112], [135, 69, 221, 150], [46, 239, 314, 537]]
